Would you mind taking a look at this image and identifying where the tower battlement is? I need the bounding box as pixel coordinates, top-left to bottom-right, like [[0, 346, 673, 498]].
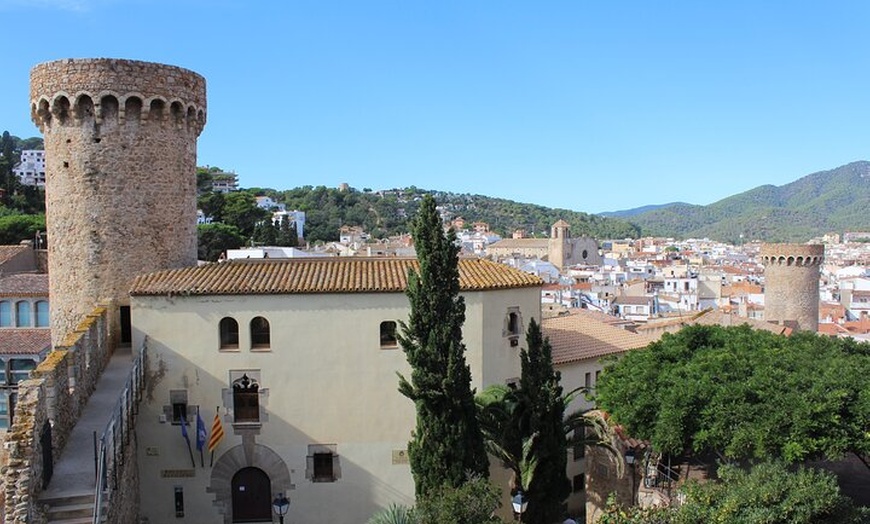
[[760, 243, 825, 267], [30, 58, 206, 135], [33, 58, 207, 345]]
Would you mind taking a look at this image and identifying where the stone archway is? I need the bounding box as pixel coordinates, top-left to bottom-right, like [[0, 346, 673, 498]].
[[208, 444, 292, 524]]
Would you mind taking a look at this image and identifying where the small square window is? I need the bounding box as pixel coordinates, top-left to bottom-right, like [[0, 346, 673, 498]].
[[307, 444, 340, 483], [170, 390, 188, 425]]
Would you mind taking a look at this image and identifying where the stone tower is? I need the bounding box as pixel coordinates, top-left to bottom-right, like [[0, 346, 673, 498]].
[[30, 58, 207, 344], [760, 243, 824, 332]]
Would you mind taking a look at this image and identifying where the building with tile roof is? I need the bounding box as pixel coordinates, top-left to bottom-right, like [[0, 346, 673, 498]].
[[131, 256, 542, 523], [541, 310, 655, 519], [486, 220, 602, 270], [0, 253, 50, 432]]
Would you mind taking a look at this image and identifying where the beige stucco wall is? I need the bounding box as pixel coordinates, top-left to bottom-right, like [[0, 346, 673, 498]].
[[132, 286, 539, 523]]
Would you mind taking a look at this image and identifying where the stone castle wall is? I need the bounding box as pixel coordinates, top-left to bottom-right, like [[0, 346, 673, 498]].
[[30, 58, 207, 344], [2, 307, 112, 523], [760, 243, 824, 332]]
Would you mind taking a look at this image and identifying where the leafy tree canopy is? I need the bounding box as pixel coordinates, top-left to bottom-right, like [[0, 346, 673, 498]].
[[595, 325, 870, 467], [598, 462, 869, 524], [197, 223, 244, 261]]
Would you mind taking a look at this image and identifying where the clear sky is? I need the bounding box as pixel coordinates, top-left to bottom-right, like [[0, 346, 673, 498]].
[[1, 1, 868, 214]]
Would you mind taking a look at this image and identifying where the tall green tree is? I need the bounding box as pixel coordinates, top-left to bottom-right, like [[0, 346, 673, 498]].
[[519, 319, 571, 524], [276, 215, 298, 247], [397, 194, 489, 499]]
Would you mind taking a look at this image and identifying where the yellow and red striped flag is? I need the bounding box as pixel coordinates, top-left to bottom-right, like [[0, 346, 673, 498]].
[[208, 409, 224, 453]]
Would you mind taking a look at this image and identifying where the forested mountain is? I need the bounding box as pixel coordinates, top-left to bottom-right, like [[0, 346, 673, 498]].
[[627, 161, 870, 243], [599, 202, 688, 218], [251, 185, 641, 242]]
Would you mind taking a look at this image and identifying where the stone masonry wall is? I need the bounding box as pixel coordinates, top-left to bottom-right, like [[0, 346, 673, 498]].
[[760, 243, 824, 332], [1, 307, 112, 523], [30, 58, 207, 345]]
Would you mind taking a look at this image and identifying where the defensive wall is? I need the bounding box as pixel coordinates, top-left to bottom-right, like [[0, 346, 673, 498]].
[[2, 306, 112, 523]]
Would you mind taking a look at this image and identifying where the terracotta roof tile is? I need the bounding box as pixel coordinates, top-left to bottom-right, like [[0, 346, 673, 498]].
[[0, 329, 51, 355], [130, 257, 542, 296], [0, 274, 49, 297], [488, 239, 548, 249], [543, 310, 656, 365], [0, 245, 30, 266]]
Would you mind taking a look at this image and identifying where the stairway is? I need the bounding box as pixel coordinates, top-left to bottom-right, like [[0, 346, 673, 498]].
[[41, 491, 107, 523]]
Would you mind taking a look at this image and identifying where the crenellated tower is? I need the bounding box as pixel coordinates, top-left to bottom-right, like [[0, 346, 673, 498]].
[[30, 58, 207, 345], [760, 243, 824, 332]]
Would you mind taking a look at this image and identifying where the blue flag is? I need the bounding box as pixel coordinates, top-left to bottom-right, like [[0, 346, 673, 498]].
[[180, 408, 189, 441], [196, 411, 207, 452]]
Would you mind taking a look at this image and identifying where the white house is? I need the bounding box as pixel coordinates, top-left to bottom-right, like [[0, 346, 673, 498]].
[[13, 150, 46, 187], [130, 257, 542, 524]]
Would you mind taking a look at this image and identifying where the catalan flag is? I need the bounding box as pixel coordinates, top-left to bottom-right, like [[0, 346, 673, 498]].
[[208, 409, 224, 453]]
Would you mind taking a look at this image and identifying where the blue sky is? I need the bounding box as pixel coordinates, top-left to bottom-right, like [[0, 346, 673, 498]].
[[1, 1, 868, 213]]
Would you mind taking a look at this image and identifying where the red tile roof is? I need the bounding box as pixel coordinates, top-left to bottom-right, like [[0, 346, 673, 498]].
[[0, 329, 51, 355], [130, 257, 542, 296], [544, 310, 656, 365], [0, 245, 30, 266], [0, 274, 49, 297]]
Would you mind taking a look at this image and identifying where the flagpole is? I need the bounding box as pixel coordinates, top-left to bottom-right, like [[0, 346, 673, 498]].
[[198, 406, 205, 468], [182, 409, 195, 469]]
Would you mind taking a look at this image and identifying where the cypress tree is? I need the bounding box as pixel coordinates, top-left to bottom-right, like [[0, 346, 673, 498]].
[[398, 194, 489, 499], [520, 318, 570, 523]]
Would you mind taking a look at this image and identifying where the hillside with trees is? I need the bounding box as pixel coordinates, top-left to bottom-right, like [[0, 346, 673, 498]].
[[0, 131, 45, 244], [626, 161, 870, 242], [250, 185, 640, 243]]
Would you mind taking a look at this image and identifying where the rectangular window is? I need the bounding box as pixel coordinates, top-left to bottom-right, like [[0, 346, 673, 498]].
[[584, 372, 591, 390], [9, 359, 36, 385], [595, 370, 601, 384], [170, 390, 188, 425], [573, 473, 585, 492], [307, 444, 340, 483]]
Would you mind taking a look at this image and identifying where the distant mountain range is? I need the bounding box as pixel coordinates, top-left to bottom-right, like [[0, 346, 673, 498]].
[[599, 203, 689, 218], [608, 161, 870, 243]]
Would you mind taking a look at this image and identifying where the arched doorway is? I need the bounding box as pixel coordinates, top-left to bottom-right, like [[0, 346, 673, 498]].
[[231, 467, 271, 523]]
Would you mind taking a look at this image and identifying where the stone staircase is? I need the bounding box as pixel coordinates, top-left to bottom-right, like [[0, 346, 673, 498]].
[[41, 491, 106, 524]]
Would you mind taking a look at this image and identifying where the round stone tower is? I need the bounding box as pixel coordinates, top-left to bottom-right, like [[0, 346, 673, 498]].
[[760, 243, 824, 332], [30, 58, 207, 345]]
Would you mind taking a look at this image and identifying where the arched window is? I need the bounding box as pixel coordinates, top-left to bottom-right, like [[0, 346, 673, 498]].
[[35, 301, 49, 328], [379, 321, 398, 348], [232, 374, 259, 424], [15, 301, 30, 327], [250, 317, 270, 349], [504, 308, 523, 347], [219, 317, 239, 349], [0, 302, 11, 327]]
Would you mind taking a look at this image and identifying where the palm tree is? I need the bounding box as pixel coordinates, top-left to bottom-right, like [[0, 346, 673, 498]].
[[476, 384, 623, 501]]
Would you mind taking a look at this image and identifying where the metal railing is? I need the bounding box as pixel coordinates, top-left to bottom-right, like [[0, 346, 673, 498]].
[[93, 341, 147, 524]]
